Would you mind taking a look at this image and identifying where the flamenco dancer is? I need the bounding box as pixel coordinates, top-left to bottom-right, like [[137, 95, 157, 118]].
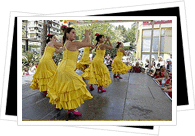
[[76, 30, 94, 72], [82, 33, 112, 92], [30, 34, 64, 96], [112, 42, 131, 79], [46, 28, 94, 115]]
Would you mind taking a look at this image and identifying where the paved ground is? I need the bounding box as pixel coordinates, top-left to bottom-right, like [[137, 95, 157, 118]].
[[22, 70, 172, 121]]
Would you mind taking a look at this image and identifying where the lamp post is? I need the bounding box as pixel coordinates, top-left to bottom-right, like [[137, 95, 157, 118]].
[[47, 20, 52, 34], [149, 20, 154, 70], [25, 20, 28, 52]]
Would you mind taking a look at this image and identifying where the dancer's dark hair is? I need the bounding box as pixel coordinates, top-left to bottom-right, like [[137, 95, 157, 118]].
[[63, 27, 75, 45], [116, 42, 122, 48], [95, 34, 104, 46], [46, 34, 54, 43]]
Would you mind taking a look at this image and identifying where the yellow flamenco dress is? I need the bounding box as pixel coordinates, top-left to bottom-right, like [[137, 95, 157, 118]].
[[46, 41, 93, 110], [82, 44, 111, 87], [112, 49, 131, 75], [30, 46, 57, 92], [76, 47, 91, 72]]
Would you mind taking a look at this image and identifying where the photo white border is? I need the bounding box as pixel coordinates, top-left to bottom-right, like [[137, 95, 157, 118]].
[[17, 16, 177, 126]]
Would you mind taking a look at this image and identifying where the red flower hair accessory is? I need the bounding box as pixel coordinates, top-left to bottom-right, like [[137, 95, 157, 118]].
[[62, 25, 67, 28], [95, 33, 99, 36], [117, 42, 119, 44], [47, 34, 51, 37]]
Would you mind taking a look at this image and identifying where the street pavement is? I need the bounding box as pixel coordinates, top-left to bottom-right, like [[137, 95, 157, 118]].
[[22, 70, 172, 121]]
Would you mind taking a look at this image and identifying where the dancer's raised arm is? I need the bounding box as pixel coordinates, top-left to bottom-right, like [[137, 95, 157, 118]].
[[75, 41, 95, 49], [104, 37, 113, 49]]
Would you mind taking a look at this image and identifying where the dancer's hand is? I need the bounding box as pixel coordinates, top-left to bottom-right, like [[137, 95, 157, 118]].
[[106, 36, 111, 41], [91, 44, 95, 48]]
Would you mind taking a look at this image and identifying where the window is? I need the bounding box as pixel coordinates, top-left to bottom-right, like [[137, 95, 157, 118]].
[[160, 36, 172, 52], [161, 29, 172, 35], [143, 30, 151, 36], [142, 36, 159, 52], [142, 37, 150, 52]]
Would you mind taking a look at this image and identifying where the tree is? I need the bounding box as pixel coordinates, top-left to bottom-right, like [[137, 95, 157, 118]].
[[71, 22, 136, 57], [40, 20, 47, 57]]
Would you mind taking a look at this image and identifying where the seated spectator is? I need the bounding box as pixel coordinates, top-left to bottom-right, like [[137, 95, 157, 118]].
[[147, 69, 154, 77], [166, 58, 172, 72], [141, 68, 145, 73], [29, 63, 36, 75], [132, 62, 142, 73], [153, 69, 161, 79], [169, 71, 172, 79], [23, 66, 29, 76], [166, 69, 170, 73], [162, 79, 172, 98], [145, 59, 149, 68], [151, 58, 156, 68], [156, 56, 165, 69], [160, 65, 166, 77], [105, 57, 113, 71], [155, 71, 170, 86]]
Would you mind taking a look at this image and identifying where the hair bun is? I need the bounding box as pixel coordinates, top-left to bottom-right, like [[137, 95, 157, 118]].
[[95, 33, 99, 36], [62, 25, 67, 28], [61, 25, 67, 31]]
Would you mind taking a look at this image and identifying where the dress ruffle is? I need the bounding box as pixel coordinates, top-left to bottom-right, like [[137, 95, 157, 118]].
[[76, 47, 91, 72], [47, 69, 93, 110], [30, 59, 57, 92], [112, 59, 131, 75], [76, 58, 91, 72], [46, 45, 93, 110], [112, 51, 131, 75], [82, 59, 111, 87]]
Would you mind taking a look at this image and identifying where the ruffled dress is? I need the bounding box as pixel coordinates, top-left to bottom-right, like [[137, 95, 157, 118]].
[[30, 46, 57, 92], [46, 41, 93, 110], [82, 44, 111, 87], [76, 47, 91, 72], [112, 49, 131, 75]]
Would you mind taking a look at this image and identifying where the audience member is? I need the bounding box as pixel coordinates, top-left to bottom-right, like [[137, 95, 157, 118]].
[[153, 69, 161, 79], [162, 79, 172, 98], [141, 68, 145, 73], [23, 66, 29, 76], [166, 58, 172, 72], [145, 59, 149, 68], [132, 62, 142, 73], [156, 56, 165, 69], [155, 71, 170, 86], [151, 58, 156, 68], [29, 63, 36, 75], [147, 69, 154, 76], [160, 65, 166, 77]]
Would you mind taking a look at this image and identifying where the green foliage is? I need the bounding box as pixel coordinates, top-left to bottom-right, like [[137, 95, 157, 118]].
[[72, 23, 125, 45], [53, 52, 63, 65], [22, 51, 40, 67], [72, 23, 135, 52], [123, 46, 130, 51]]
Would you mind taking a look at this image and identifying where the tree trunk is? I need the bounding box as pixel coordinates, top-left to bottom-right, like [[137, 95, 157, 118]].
[[40, 20, 47, 57]]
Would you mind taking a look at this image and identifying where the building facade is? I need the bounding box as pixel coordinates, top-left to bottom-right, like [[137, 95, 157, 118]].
[[27, 20, 61, 41], [136, 20, 172, 63], [22, 20, 61, 53]]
